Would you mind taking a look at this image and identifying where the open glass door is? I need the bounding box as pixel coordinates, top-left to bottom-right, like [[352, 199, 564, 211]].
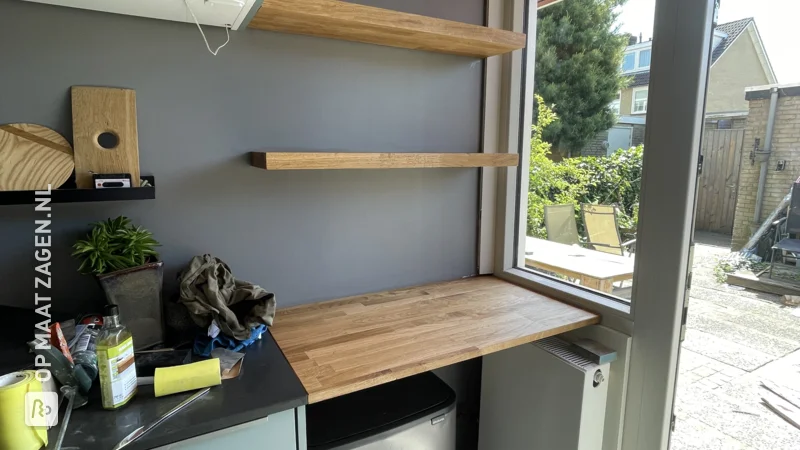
[[673, 1, 800, 448]]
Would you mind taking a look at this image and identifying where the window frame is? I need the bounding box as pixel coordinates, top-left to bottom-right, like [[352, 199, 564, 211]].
[[479, 0, 715, 449], [632, 87, 649, 114]]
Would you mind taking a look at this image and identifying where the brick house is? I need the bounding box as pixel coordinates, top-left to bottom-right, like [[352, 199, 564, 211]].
[[583, 18, 776, 157], [732, 84, 800, 250]]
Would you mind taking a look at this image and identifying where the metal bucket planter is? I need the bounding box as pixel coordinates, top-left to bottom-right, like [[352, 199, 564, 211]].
[[97, 261, 164, 350]]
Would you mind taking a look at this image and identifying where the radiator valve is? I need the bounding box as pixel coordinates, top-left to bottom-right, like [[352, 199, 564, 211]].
[[593, 369, 605, 387]]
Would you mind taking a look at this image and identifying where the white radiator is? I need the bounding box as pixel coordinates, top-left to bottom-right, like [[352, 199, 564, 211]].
[[479, 337, 611, 450]]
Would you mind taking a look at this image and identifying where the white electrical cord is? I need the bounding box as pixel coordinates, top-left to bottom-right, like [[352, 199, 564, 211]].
[[184, 0, 231, 56]]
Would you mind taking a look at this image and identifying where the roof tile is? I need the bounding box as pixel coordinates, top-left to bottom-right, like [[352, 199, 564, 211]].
[[711, 17, 753, 64]]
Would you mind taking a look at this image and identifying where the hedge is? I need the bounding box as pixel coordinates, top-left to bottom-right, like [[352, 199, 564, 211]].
[[528, 95, 643, 241]]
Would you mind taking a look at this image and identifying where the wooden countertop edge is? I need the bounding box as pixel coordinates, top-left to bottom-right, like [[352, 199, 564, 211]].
[[304, 314, 600, 403]]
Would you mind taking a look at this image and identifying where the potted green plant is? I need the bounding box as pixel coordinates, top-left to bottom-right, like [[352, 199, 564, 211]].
[[72, 216, 164, 349]]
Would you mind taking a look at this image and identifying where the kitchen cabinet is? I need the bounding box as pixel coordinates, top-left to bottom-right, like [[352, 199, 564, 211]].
[[153, 407, 306, 450]]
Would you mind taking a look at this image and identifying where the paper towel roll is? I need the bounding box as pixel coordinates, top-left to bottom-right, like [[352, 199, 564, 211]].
[[0, 371, 49, 450]]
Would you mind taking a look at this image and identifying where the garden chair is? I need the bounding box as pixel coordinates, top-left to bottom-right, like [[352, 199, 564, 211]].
[[770, 181, 800, 278], [581, 204, 636, 257], [543, 204, 581, 246]]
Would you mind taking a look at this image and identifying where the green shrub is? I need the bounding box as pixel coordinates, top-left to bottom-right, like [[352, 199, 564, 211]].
[[73, 216, 160, 275], [528, 95, 643, 240]]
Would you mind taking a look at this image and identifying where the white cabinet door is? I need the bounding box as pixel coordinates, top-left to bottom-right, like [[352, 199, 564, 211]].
[[154, 408, 297, 449]]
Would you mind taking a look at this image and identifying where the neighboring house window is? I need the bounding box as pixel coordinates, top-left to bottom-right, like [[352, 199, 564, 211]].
[[622, 53, 635, 72], [638, 49, 651, 68], [717, 119, 732, 129], [610, 91, 621, 115], [632, 88, 648, 113], [621, 47, 652, 73]]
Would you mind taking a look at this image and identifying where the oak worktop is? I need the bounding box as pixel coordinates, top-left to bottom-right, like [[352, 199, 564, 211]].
[[271, 276, 600, 403]]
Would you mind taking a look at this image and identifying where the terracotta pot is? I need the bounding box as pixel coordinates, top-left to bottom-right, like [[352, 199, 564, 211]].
[[97, 261, 164, 350]]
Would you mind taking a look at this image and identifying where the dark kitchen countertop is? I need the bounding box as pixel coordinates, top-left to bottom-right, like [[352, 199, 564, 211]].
[[57, 332, 307, 449]]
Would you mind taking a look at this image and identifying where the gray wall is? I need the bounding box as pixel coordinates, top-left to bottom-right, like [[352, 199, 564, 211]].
[[0, 0, 484, 446], [0, 0, 482, 311]]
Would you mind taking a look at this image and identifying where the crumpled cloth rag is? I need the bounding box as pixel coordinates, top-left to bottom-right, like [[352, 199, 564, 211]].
[[179, 254, 276, 341]]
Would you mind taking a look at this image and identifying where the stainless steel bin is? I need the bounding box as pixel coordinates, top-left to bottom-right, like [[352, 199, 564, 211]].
[[307, 372, 457, 450]]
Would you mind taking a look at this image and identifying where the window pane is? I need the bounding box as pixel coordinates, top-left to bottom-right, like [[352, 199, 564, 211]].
[[610, 100, 621, 115], [639, 49, 651, 67], [522, 0, 655, 304], [621, 53, 635, 71], [633, 89, 648, 113]]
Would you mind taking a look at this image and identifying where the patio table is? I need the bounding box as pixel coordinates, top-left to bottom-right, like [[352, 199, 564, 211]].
[[525, 237, 635, 293]]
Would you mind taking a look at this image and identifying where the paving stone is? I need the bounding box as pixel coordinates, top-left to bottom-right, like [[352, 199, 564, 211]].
[[682, 329, 776, 371], [692, 272, 729, 290], [680, 349, 748, 380], [690, 285, 792, 321], [686, 304, 800, 357], [693, 232, 732, 250], [717, 365, 747, 378], [691, 272, 787, 303], [706, 372, 733, 385], [690, 299, 800, 345], [680, 371, 704, 385], [677, 380, 800, 450], [721, 373, 800, 409], [673, 237, 800, 449], [749, 349, 800, 396], [669, 416, 755, 450], [694, 365, 719, 377], [698, 379, 722, 390], [680, 348, 715, 373]]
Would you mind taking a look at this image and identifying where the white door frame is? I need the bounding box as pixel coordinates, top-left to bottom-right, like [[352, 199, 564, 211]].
[[621, 0, 714, 447], [478, 0, 715, 449]]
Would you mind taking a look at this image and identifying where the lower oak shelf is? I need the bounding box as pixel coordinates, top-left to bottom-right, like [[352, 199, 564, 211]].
[[0, 176, 156, 205], [270, 275, 599, 403], [250, 152, 519, 170]]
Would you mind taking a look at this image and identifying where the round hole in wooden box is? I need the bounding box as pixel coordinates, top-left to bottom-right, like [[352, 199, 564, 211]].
[[97, 131, 119, 150]]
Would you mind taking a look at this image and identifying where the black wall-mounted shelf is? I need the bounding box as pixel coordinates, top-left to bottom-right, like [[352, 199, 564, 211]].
[[0, 176, 156, 206]]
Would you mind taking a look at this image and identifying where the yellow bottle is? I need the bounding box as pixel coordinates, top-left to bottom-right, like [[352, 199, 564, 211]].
[[96, 305, 137, 409]]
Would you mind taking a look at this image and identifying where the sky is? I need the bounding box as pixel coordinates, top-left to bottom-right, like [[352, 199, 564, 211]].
[[616, 0, 800, 83]]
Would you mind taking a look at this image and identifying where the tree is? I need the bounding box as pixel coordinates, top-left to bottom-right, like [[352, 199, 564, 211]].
[[535, 0, 630, 156]]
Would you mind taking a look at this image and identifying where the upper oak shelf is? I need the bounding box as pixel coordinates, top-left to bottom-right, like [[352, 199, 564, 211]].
[[247, 0, 527, 58], [250, 152, 519, 170]]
